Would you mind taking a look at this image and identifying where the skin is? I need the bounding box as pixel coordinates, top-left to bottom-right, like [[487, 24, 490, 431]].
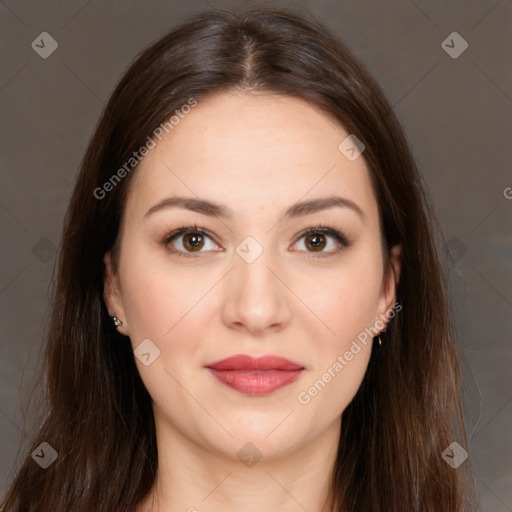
[[103, 91, 401, 512]]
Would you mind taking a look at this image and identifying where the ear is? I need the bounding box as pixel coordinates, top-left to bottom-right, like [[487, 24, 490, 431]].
[[103, 251, 130, 336], [374, 244, 402, 332]]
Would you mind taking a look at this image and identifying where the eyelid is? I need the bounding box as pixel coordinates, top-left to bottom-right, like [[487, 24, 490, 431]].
[[162, 223, 350, 258]]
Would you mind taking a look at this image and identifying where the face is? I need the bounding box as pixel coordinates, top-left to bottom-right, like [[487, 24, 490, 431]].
[[104, 91, 401, 460]]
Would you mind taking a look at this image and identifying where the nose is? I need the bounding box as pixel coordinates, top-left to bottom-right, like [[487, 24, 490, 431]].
[[221, 247, 292, 336]]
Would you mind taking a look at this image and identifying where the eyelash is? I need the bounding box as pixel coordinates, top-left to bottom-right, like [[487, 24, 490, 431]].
[[162, 223, 351, 259]]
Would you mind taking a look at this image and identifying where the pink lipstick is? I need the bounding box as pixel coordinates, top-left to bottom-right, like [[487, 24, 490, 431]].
[[205, 354, 305, 395]]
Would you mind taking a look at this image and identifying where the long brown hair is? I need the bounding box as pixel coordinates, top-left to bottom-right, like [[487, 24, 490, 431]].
[[2, 6, 475, 511]]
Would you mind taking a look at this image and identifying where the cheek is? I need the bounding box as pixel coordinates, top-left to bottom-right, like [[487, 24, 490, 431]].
[[323, 343, 372, 418], [119, 247, 217, 368], [296, 253, 383, 351], [122, 275, 172, 340], [295, 262, 378, 416], [119, 251, 211, 404], [120, 244, 192, 335]]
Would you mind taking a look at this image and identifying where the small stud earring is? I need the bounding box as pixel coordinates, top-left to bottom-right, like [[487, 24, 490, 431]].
[[112, 316, 122, 327]]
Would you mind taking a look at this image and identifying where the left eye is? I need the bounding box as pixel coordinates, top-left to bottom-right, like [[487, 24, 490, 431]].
[[292, 227, 350, 256], [163, 225, 350, 258]]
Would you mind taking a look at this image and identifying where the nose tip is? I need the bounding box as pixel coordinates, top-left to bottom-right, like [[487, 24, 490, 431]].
[[222, 252, 292, 335]]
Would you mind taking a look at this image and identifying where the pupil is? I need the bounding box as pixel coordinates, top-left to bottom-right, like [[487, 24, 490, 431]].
[[185, 233, 203, 250], [307, 234, 325, 251]]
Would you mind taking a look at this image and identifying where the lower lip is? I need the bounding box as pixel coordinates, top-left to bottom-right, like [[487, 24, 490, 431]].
[[207, 368, 304, 395]]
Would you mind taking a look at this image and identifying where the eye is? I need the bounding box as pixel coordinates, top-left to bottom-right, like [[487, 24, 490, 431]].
[[162, 223, 350, 259], [163, 224, 220, 258], [291, 225, 350, 257]]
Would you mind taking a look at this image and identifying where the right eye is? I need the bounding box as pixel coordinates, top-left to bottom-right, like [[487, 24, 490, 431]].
[[163, 224, 222, 258]]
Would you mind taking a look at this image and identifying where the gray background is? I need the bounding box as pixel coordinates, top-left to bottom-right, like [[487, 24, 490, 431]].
[[1, 0, 511, 509]]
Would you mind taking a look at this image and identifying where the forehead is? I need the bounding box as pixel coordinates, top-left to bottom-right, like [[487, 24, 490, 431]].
[[124, 92, 378, 224]]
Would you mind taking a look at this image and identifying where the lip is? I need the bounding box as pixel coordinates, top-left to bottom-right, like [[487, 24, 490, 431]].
[[205, 355, 305, 395], [206, 354, 304, 371]]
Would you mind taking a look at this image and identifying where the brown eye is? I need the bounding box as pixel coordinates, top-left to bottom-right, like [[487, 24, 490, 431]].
[[293, 226, 350, 257], [163, 226, 220, 258], [182, 232, 205, 252], [304, 233, 327, 252]]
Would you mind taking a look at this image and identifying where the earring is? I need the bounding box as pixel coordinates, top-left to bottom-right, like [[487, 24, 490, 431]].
[[112, 316, 122, 327], [378, 335, 382, 346]]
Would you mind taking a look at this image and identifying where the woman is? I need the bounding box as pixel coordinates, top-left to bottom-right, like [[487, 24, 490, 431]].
[[2, 6, 475, 511]]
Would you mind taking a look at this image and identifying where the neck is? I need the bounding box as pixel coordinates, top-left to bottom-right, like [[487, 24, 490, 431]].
[[137, 410, 341, 512]]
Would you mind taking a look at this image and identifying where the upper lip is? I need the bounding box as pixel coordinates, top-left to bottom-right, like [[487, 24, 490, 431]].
[[205, 354, 304, 371]]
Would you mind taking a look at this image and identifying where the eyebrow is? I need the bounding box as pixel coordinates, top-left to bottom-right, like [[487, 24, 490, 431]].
[[144, 195, 366, 223]]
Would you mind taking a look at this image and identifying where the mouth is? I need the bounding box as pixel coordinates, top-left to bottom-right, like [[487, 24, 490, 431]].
[[205, 354, 305, 395]]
